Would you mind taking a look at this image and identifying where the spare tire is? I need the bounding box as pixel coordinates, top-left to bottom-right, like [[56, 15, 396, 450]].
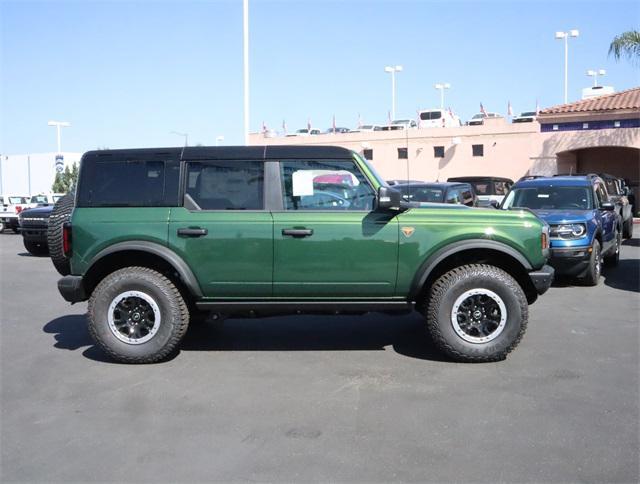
[[47, 193, 75, 275]]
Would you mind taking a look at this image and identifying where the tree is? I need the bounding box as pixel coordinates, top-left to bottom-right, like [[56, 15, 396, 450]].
[[609, 30, 640, 65], [52, 162, 79, 193]]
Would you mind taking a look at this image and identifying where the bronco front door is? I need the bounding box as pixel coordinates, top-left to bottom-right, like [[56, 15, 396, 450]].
[[272, 158, 399, 298]]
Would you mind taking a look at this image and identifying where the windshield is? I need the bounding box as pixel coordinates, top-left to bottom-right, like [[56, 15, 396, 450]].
[[30, 195, 48, 204], [9, 197, 26, 204], [352, 152, 386, 187], [392, 120, 410, 125], [502, 186, 593, 210], [520, 112, 536, 117], [360, 125, 374, 130], [603, 179, 619, 196], [472, 114, 483, 119], [400, 186, 444, 203]]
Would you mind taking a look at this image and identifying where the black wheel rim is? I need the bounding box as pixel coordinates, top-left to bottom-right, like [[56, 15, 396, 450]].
[[107, 291, 161, 344], [451, 289, 507, 344]]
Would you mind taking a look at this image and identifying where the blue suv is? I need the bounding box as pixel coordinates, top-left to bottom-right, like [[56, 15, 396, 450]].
[[501, 175, 621, 285]]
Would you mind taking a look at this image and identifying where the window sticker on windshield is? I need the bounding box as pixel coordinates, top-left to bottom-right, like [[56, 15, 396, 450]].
[[292, 170, 315, 197], [537, 194, 550, 198]]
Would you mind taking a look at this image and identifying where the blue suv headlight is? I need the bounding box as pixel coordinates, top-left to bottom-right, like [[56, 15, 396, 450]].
[[551, 223, 587, 239]]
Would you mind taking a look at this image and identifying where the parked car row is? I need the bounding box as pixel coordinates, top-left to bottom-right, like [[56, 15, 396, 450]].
[[0, 193, 64, 233], [387, 171, 633, 287], [281, 110, 537, 136]]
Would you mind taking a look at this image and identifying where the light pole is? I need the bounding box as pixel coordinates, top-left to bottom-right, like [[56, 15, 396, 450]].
[[434, 83, 451, 110], [586, 69, 606, 87], [384, 65, 403, 121], [170, 131, 189, 147], [216, 135, 225, 146], [555, 29, 579, 103], [47, 121, 71, 153], [243, 0, 249, 146]]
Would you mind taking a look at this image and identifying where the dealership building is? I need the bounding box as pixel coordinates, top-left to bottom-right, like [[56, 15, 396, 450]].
[[250, 87, 640, 191]]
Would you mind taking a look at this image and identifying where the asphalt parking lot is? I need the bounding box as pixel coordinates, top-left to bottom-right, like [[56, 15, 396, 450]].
[[1, 231, 638, 483]]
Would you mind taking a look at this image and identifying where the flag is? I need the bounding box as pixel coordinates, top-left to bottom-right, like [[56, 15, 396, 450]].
[[480, 103, 487, 117], [307, 118, 312, 131], [332, 114, 336, 134], [448, 107, 454, 118], [507, 101, 513, 117], [282, 120, 287, 135], [357, 113, 363, 128], [262, 121, 267, 134]]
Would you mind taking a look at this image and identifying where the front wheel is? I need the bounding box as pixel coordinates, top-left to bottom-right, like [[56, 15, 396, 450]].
[[582, 239, 601, 286], [23, 239, 49, 256], [604, 229, 621, 267], [423, 264, 528, 362], [88, 267, 190, 363]]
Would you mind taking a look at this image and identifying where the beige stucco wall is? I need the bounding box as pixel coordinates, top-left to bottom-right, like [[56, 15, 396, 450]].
[[250, 119, 640, 184]]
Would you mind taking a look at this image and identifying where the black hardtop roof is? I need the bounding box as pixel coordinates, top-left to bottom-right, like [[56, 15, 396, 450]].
[[81, 145, 355, 162], [447, 176, 514, 183]]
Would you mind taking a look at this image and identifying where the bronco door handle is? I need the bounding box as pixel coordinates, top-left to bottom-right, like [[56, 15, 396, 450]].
[[177, 227, 208, 237], [282, 228, 313, 238]]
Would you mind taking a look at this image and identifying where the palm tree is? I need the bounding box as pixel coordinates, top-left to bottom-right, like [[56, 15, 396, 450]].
[[608, 30, 640, 65]]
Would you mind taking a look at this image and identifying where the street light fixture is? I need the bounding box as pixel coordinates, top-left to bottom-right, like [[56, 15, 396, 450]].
[[434, 83, 451, 110], [586, 69, 606, 87], [170, 131, 189, 147], [384, 65, 403, 121], [47, 121, 71, 154], [555, 29, 579, 104]]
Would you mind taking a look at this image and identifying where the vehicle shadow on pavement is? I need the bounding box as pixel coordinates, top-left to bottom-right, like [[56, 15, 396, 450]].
[[43, 313, 451, 363], [181, 313, 452, 362], [603, 258, 640, 293], [17, 252, 48, 258], [622, 238, 640, 248]]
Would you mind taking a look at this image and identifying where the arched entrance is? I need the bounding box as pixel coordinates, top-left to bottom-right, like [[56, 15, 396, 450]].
[[556, 146, 640, 187]]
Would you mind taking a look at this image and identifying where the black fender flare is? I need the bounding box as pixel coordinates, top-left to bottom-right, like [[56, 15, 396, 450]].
[[87, 241, 203, 297], [408, 239, 533, 300]]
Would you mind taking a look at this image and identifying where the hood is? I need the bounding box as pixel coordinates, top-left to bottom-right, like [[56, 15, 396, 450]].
[[20, 206, 53, 218], [531, 209, 591, 224]]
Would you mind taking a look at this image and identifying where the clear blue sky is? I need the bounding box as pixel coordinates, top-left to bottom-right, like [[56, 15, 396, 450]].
[[1, 0, 638, 153]]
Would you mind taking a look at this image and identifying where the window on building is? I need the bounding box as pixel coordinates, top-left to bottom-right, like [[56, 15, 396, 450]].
[[434, 146, 445, 158], [397, 147, 408, 159], [472, 144, 484, 157], [614, 121, 621, 128], [552, 124, 559, 131], [363, 149, 373, 161], [582, 123, 589, 129]]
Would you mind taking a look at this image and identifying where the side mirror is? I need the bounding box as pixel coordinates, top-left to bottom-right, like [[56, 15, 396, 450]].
[[377, 186, 403, 211], [600, 201, 615, 211]]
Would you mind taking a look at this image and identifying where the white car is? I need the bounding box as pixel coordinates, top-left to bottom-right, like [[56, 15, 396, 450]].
[[418, 109, 462, 128], [353, 125, 382, 132], [286, 128, 322, 137], [0, 195, 29, 233], [467, 113, 502, 126], [27, 193, 65, 208], [512, 111, 537, 123], [391, 119, 417, 129]]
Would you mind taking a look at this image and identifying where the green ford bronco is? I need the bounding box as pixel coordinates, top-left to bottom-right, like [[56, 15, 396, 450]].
[[51, 145, 554, 363]]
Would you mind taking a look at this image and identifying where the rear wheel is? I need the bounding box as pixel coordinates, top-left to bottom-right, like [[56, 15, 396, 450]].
[[88, 267, 190, 363], [23, 239, 49, 256], [423, 264, 528, 362], [47, 194, 75, 275], [604, 229, 621, 267], [582, 239, 601, 286], [623, 218, 633, 239]]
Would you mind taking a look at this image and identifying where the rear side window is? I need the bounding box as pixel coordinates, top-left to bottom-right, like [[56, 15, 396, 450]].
[[77, 160, 179, 207], [185, 160, 264, 210]]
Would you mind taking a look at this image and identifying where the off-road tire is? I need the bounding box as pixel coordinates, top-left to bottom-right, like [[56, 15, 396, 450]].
[[47, 194, 75, 275], [88, 267, 190, 363], [604, 229, 621, 267], [623, 218, 633, 239], [424, 264, 528, 363], [23, 239, 49, 256], [581, 239, 601, 286]]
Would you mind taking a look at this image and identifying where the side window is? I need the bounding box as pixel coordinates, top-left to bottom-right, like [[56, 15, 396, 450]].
[[445, 188, 462, 204], [494, 181, 509, 195], [280, 159, 375, 211], [185, 160, 264, 210], [594, 184, 608, 207], [460, 188, 474, 206], [77, 160, 173, 207]]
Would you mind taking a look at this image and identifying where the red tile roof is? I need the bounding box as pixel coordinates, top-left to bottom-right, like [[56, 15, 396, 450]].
[[539, 86, 640, 115]]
